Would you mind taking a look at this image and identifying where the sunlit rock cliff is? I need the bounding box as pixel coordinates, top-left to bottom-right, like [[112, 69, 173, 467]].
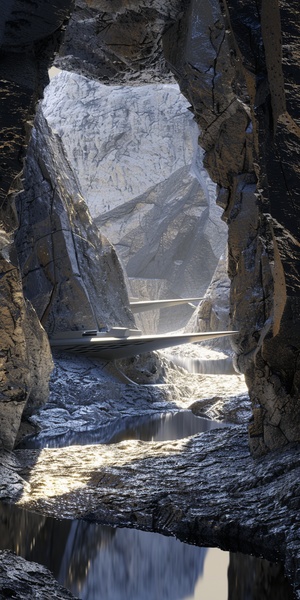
[[14, 106, 134, 335], [41, 72, 227, 331]]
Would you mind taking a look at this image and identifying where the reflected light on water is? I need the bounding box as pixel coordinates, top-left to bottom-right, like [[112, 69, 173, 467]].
[[184, 548, 229, 600], [0, 502, 294, 599]]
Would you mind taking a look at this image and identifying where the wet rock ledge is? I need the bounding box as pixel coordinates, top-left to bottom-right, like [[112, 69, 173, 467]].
[[0, 351, 299, 598], [0, 428, 300, 597]]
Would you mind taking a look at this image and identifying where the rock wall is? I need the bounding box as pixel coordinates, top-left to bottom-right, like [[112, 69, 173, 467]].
[[54, 0, 185, 84], [1, 0, 300, 455], [186, 251, 231, 352], [0, 231, 53, 451], [0, 0, 74, 449], [14, 106, 135, 335], [162, 0, 300, 455]]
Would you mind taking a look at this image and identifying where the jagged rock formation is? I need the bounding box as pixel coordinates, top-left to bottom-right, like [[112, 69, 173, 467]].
[[14, 105, 134, 335], [52, 0, 300, 454], [0, 1, 75, 450], [0, 231, 53, 451], [162, 0, 300, 454], [54, 0, 185, 84], [186, 251, 232, 352], [0, 0, 73, 215], [0, 550, 79, 600], [0, 0, 299, 460], [42, 72, 227, 331]]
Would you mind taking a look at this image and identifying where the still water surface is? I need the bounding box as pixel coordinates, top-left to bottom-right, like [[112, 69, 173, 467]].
[[9, 413, 295, 598], [0, 502, 293, 600], [17, 410, 229, 449]]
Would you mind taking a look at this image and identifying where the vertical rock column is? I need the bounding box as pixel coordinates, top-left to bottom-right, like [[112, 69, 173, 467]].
[[163, 0, 300, 454], [0, 231, 53, 450], [0, 0, 74, 448]]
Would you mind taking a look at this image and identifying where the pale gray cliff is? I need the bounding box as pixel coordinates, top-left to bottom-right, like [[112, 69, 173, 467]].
[[42, 72, 227, 330]]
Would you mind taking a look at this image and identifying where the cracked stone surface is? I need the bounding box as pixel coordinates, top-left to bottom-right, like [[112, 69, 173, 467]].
[[14, 106, 135, 336], [0, 550, 79, 600], [163, 0, 300, 455], [0, 230, 53, 451], [55, 0, 185, 84]]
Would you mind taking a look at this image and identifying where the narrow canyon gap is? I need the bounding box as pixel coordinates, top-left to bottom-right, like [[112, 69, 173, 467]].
[[0, 1, 300, 451]]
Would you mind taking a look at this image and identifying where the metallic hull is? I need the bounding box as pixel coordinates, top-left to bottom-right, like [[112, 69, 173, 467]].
[[50, 331, 237, 360]]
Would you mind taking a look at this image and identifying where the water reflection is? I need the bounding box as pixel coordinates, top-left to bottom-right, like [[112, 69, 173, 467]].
[[108, 411, 228, 444], [17, 411, 229, 449], [0, 503, 206, 599], [0, 503, 295, 599]]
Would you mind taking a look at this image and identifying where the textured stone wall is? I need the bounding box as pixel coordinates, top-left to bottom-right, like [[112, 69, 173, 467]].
[[14, 107, 135, 334], [163, 0, 300, 454], [0, 0, 74, 448], [1, 0, 300, 455]]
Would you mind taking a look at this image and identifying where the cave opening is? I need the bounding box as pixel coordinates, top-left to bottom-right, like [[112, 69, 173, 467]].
[[1, 0, 300, 598]]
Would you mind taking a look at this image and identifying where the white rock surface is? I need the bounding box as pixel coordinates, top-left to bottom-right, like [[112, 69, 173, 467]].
[[42, 72, 228, 331], [42, 72, 196, 217]]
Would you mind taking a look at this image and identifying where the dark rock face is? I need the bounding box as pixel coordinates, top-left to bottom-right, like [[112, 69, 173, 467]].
[[0, 550, 79, 599], [14, 107, 135, 334], [0, 0, 73, 217], [163, 0, 300, 455], [0, 230, 53, 451], [228, 552, 295, 600], [0, 2, 75, 450], [186, 250, 231, 352], [55, 0, 185, 84]]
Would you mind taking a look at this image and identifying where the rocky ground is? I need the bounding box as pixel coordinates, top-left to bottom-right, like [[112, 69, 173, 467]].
[[0, 344, 299, 598]]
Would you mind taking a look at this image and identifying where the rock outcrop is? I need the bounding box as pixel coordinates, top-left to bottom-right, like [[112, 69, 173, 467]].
[[0, 1, 75, 450], [0, 230, 53, 451], [0, 550, 79, 600], [54, 0, 185, 84], [186, 251, 232, 352], [162, 0, 300, 454], [14, 106, 135, 335]]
